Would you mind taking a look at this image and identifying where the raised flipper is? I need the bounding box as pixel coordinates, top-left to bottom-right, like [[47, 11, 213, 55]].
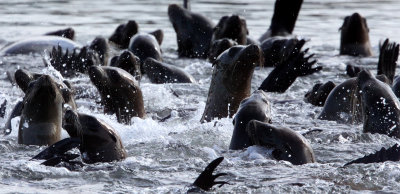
[[49, 45, 100, 77], [32, 138, 81, 160], [377, 39, 399, 83], [259, 0, 303, 41], [3, 101, 23, 135], [344, 144, 400, 166], [259, 40, 322, 93], [192, 157, 228, 191]]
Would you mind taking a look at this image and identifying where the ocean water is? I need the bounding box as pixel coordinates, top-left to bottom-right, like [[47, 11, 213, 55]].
[[1, 0, 400, 193]]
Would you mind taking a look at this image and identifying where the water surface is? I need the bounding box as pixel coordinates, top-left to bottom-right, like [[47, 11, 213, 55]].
[[1, 0, 400, 193]]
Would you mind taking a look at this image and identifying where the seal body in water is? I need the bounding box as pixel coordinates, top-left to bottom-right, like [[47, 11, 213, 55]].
[[32, 110, 127, 165], [246, 120, 316, 165], [229, 90, 272, 150], [143, 58, 196, 84], [0, 36, 80, 55], [128, 33, 163, 74], [63, 110, 127, 164], [357, 70, 400, 138], [339, 13, 373, 56], [201, 44, 263, 122], [168, 3, 214, 58], [88, 66, 146, 124], [18, 75, 64, 145]]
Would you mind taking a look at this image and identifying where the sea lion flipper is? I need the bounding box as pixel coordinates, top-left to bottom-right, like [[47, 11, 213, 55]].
[[259, 41, 321, 93], [31, 137, 81, 160], [41, 153, 80, 167], [3, 101, 24, 136], [377, 38, 399, 83], [193, 157, 228, 191], [344, 144, 400, 166]]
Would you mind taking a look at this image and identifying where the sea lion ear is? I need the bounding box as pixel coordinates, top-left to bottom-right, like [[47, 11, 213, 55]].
[[149, 29, 164, 46]]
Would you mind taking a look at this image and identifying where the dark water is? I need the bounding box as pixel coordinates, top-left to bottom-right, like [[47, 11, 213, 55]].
[[1, 0, 400, 193]]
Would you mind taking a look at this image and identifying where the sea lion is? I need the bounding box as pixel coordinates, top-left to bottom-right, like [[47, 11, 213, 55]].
[[3, 69, 76, 136], [201, 44, 263, 122], [32, 110, 127, 165], [168, 3, 214, 58], [246, 120, 316, 165], [13, 69, 77, 110], [49, 37, 108, 77], [143, 58, 196, 84], [88, 36, 109, 66], [18, 75, 64, 145], [229, 90, 272, 150], [319, 40, 399, 122], [63, 110, 127, 163], [88, 66, 146, 124], [110, 50, 141, 80], [304, 81, 336, 107], [258, 40, 321, 93], [109, 20, 139, 49], [339, 13, 373, 56], [0, 36, 80, 55], [128, 33, 162, 73], [212, 15, 249, 45], [357, 70, 400, 138], [44, 27, 75, 40], [208, 38, 238, 63], [259, 0, 303, 42]]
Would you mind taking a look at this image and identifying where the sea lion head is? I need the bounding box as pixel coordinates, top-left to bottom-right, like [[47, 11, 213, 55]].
[[25, 75, 61, 103], [216, 44, 263, 94], [340, 13, 372, 56], [109, 20, 139, 48], [89, 36, 109, 65], [212, 15, 248, 45], [208, 38, 238, 63]]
